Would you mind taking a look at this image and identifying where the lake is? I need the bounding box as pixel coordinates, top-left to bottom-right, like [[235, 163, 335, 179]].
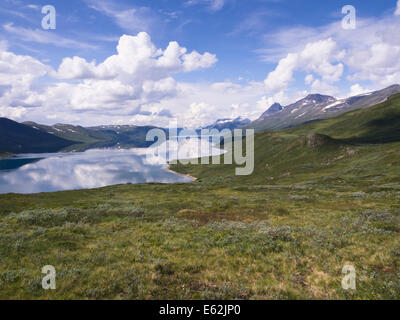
[[0, 138, 224, 194]]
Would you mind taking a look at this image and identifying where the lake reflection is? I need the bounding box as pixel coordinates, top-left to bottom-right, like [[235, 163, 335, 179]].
[[0, 149, 194, 194], [0, 136, 226, 194]]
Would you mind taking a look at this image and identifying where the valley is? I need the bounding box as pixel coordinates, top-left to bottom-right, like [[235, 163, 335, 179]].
[[3, 85, 399, 158], [1, 92, 400, 299], [2, 0, 400, 305]]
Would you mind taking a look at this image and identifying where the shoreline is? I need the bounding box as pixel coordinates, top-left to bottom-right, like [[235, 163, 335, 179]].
[[0, 153, 14, 160], [166, 164, 197, 182]]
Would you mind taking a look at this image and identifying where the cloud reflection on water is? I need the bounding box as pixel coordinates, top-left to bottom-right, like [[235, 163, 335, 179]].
[[0, 149, 190, 194], [0, 137, 225, 194]]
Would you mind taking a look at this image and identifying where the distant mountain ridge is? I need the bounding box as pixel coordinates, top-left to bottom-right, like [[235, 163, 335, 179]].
[[287, 91, 400, 144], [0, 118, 76, 154], [248, 84, 400, 131], [2, 115, 250, 156], [176, 91, 400, 188], [202, 117, 251, 131], [23, 122, 164, 152], [0, 119, 166, 156], [2, 84, 400, 156]]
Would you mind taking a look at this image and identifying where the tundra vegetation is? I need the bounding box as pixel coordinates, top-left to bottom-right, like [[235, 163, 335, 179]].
[[1, 95, 400, 299]]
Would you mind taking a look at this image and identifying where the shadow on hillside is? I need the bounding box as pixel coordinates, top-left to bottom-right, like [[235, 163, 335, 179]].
[[343, 114, 400, 144]]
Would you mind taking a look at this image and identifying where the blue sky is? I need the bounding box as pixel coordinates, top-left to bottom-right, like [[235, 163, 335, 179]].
[[1, 0, 400, 127]]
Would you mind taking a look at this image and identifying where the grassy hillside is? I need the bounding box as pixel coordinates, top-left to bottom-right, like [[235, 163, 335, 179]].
[[287, 93, 400, 144], [247, 85, 400, 132], [175, 93, 400, 186], [1, 97, 400, 299], [0, 118, 76, 154]]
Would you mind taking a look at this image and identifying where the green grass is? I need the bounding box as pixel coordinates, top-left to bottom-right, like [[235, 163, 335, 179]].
[[1, 179, 399, 299], [287, 93, 400, 144], [1, 95, 400, 299]]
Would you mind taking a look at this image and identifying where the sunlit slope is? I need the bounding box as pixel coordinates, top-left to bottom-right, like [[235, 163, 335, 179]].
[[288, 93, 400, 144], [173, 94, 400, 186]]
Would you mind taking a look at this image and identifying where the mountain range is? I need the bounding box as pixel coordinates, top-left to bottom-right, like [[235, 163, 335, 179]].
[[247, 84, 400, 131], [2, 84, 400, 156], [0, 119, 165, 155], [0, 118, 76, 154], [0, 116, 253, 156], [177, 90, 400, 186], [202, 117, 251, 131], [3, 85, 400, 300]]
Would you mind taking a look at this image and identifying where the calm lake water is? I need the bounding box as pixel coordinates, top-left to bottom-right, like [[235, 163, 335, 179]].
[[0, 138, 224, 194]]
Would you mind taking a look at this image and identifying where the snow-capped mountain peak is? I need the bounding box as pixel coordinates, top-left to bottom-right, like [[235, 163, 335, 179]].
[[248, 84, 400, 131], [203, 117, 251, 130]]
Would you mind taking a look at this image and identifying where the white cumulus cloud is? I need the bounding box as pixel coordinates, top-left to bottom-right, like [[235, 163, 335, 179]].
[[264, 38, 344, 94], [0, 50, 49, 113], [47, 32, 217, 115], [54, 33, 217, 81], [0, 33, 224, 127]]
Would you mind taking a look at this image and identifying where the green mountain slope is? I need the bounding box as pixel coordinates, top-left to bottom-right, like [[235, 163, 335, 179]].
[[2, 93, 400, 300], [247, 84, 400, 132], [0, 118, 76, 154], [173, 93, 400, 186], [287, 93, 400, 144]]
